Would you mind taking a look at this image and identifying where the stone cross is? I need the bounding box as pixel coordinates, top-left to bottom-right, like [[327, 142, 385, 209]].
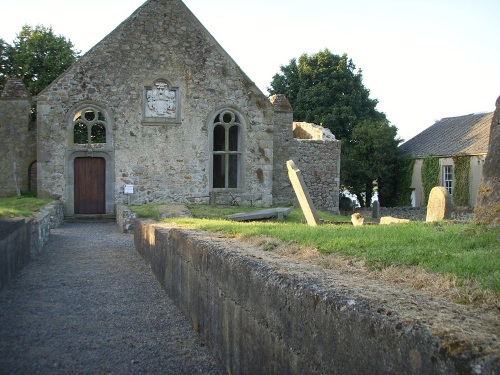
[[286, 160, 320, 226], [426, 186, 453, 222], [475, 95, 500, 226]]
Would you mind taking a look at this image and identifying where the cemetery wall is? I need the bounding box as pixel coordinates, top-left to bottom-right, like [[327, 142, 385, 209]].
[[134, 219, 495, 374], [0, 201, 64, 291]]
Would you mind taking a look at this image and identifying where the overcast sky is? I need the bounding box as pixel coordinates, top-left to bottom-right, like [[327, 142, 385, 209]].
[[1, 0, 498, 143]]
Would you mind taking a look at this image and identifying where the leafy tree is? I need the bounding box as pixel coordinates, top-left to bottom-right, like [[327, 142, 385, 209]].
[[341, 119, 401, 207], [268, 49, 401, 207], [268, 49, 385, 140], [4, 25, 80, 97]]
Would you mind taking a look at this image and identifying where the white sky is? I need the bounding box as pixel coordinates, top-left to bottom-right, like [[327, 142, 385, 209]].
[[1, 0, 498, 143]]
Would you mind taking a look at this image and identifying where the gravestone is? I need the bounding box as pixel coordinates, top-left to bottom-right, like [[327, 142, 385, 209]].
[[351, 213, 364, 226], [426, 186, 453, 222], [475, 95, 500, 226], [286, 160, 320, 226], [372, 200, 380, 219], [380, 216, 410, 225]]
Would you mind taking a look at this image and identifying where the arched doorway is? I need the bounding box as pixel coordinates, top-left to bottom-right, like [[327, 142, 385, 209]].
[[66, 103, 115, 216]]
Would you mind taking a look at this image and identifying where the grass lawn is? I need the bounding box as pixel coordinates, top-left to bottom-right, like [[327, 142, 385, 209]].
[[131, 203, 500, 294], [0, 196, 52, 219]]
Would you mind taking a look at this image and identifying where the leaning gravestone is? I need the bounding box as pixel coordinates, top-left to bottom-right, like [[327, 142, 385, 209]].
[[286, 160, 320, 226], [475, 95, 500, 226], [426, 186, 453, 222]]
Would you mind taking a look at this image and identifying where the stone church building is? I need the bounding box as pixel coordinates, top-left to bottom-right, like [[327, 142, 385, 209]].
[[4, 0, 340, 216]]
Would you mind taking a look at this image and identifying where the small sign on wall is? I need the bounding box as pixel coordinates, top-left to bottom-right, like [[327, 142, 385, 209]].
[[124, 184, 134, 194]]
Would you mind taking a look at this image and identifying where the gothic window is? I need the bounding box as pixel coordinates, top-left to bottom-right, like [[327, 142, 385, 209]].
[[211, 110, 243, 189], [72, 106, 107, 146]]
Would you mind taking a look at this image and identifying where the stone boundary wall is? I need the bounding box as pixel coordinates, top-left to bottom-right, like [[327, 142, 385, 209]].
[[0, 201, 64, 291], [351, 206, 475, 222], [116, 204, 138, 233], [134, 219, 495, 374]]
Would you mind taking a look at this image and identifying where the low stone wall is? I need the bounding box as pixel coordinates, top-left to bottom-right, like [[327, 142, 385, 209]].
[[0, 201, 64, 291], [350, 206, 475, 222], [116, 204, 137, 233], [134, 219, 496, 374]]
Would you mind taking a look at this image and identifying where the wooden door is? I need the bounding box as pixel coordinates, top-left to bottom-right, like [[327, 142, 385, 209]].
[[74, 157, 106, 214]]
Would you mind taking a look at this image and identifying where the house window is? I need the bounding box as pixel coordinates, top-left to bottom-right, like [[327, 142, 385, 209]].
[[443, 165, 453, 195], [72, 107, 107, 145], [211, 110, 242, 189]]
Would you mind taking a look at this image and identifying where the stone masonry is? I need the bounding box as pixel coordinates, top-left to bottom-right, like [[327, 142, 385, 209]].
[[272, 94, 340, 213], [0, 78, 36, 196]]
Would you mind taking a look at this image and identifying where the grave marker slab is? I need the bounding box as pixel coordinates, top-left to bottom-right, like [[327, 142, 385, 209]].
[[426, 186, 452, 222], [286, 160, 320, 226], [372, 200, 380, 219], [380, 216, 410, 225]]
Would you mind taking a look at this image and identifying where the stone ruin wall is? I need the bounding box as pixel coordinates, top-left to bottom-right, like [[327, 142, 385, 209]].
[[0, 78, 37, 196], [271, 95, 341, 213]]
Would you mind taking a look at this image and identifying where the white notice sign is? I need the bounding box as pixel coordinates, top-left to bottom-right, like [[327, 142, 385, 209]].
[[124, 185, 134, 194]]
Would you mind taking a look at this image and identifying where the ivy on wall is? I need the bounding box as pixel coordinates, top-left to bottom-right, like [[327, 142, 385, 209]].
[[421, 155, 440, 204], [452, 154, 470, 206], [393, 154, 415, 206]]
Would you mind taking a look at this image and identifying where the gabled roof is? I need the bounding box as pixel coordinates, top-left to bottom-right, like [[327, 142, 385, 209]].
[[399, 112, 493, 158]]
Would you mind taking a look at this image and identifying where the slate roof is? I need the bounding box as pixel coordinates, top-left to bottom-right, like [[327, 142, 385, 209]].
[[399, 112, 493, 158]]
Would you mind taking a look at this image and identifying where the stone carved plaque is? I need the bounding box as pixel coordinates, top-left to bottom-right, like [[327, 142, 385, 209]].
[[142, 80, 180, 124]]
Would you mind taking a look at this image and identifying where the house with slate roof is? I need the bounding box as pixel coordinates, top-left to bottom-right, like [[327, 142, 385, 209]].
[[399, 112, 493, 207]]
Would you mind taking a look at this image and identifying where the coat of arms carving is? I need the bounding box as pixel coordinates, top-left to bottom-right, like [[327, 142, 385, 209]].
[[145, 82, 177, 118]]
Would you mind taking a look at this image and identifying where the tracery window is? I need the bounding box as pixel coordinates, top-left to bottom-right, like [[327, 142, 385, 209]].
[[211, 110, 242, 189], [72, 106, 107, 145]]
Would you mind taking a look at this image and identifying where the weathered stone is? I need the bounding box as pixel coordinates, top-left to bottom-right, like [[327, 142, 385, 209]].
[[379, 216, 411, 225], [475, 95, 500, 226], [426, 187, 453, 222], [286, 160, 320, 226], [351, 213, 364, 226], [0, 79, 36, 197], [227, 207, 292, 222], [372, 200, 380, 219]]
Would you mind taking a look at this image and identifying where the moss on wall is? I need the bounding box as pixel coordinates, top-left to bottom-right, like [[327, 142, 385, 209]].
[[452, 154, 470, 207], [421, 155, 440, 205]]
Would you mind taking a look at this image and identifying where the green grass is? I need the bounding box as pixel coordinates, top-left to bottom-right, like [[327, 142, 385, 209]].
[[139, 204, 499, 294], [0, 195, 52, 218]]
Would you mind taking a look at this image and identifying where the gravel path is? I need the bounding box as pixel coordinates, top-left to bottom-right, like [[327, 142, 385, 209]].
[[0, 221, 222, 375]]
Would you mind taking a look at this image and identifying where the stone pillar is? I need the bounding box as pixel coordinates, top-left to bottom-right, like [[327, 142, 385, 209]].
[[475, 95, 500, 226], [271, 94, 295, 206]]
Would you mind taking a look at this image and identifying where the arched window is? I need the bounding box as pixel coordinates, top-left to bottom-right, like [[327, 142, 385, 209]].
[[211, 110, 243, 189], [72, 106, 107, 145]]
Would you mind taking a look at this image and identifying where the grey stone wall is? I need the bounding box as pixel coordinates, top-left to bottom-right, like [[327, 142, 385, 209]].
[[135, 220, 497, 374], [0, 201, 64, 291], [271, 95, 341, 213], [0, 79, 36, 197]]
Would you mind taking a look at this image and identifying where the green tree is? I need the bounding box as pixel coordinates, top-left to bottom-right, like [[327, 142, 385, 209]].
[[268, 49, 385, 140], [341, 119, 401, 207], [269, 49, 400, 206], [4, 25, 80, 97]]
